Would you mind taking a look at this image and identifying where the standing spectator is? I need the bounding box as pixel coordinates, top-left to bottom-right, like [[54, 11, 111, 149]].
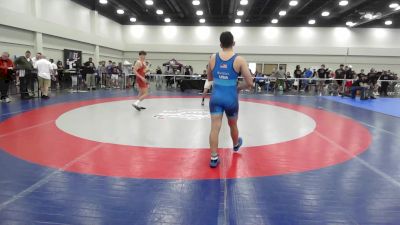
[[49, 59, 58, 90], [155, 66, 162, 89], [56, 60, 64, 89], [97, 61, 106, 88], [317, 64, 328, 94], [275, 66, 286, 91], [111, 62, 120, 88], [31, 52, 42, 65], [293, 65, 303, 91], [335, 64, 346, 93], [303, 68, 313, 92], [14, 50, 34, 99], [344, 66, 354, 94], [84, 58, 96, 90], [367, 68, 379, 97], [379, 71, 392, 97], [34, 55, 53, 99], [106, 60, 113, 88], [0, 52, 14, 103]]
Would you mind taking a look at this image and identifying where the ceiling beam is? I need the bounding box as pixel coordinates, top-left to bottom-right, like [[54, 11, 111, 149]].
[[294, 0, 314, 15], [227, 0, 236, 20], [165, 0, 185, 18], [206, 0, 212, 15], [257, 0, 271, 16]]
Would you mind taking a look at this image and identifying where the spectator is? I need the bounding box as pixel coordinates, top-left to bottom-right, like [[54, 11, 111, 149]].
[[335, 64, 346, 93], [357, 69, 366, 79], [155, 66, 162, 89], [49, 59, 58, 90], [84, 57, 96, 90], [34, 55, 53, 99], [302, 68, 313, 92], [106, 60, 113, 88], [379, 70, 392, 97], [111, 62, 120, 88], [0, 52, 14, 103], [317, 64, 328, 94], [275, 66, 286, 91], [31, 52, 42, 65], [350, 74, 370, 100], [56, 60, 64, 89], [97, 61, 106, 88], [14, 50, 34, 99], [344, 65, 354, 93], [367, 68, 379, 97], [293, 65, 303, 91]]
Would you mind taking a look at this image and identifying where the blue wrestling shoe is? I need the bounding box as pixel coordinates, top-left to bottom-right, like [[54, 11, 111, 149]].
[[233, 137, 243, 152], [209, 156, 220, 168]]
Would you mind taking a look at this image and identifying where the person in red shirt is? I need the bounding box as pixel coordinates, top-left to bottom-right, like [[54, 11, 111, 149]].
[[0, 52, 15, 103], [132, 51, 149, 111]]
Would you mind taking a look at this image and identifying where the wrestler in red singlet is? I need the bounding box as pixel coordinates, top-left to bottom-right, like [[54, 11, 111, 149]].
[[132, 51, 149, 111]]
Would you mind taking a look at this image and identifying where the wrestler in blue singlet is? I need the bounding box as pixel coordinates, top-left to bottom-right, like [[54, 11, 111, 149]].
[[209, 53, 239, 118]]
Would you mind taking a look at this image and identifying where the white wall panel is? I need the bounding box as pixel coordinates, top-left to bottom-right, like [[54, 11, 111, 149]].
[[38, 0, 91, 33], [43, 34, 95, 54], [0, 0, 31, 14]]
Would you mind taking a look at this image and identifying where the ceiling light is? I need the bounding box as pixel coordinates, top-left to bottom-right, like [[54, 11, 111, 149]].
[[199, 18, 205, 23], [196, 10, 203, 16], [130, 17, 136, 22], [164, 18, 171, 23], [156, 9, 164, 15], [271, 18, 278, 24], [192, 0, 200, 5], [99, 0, 107, 4], [385, 20, 393, 25], [346, 21, 356, 27], [308, 19, 316, 25], [321, 11, 330, 16], [339, 1, 348, 6], [235, 18, 241, 23], [289, 1, 298, 6], [240, 0, 248, 6], [117, 9, 124, 14], [237, 10, 244, 16], [279, 10, 287, 16], [145, 0, 153, 6], [389, 3, 399, 8]]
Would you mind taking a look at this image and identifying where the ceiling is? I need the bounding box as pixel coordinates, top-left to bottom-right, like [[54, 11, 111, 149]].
[[72, 0, 400, 28]]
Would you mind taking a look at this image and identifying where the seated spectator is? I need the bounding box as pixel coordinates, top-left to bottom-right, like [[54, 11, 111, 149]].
[[348, 75, 373, 100]]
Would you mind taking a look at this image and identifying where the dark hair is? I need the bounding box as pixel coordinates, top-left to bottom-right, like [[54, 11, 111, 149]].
[[220, 31, 234, 48], [50, 59, 54, 63], [26, 50, 31, 54], [139, 51, 147, 56]]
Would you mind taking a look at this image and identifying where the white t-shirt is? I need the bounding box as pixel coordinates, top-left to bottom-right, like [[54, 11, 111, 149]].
[[34, 59, 53, 80], [51, 63, 58, 75]]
